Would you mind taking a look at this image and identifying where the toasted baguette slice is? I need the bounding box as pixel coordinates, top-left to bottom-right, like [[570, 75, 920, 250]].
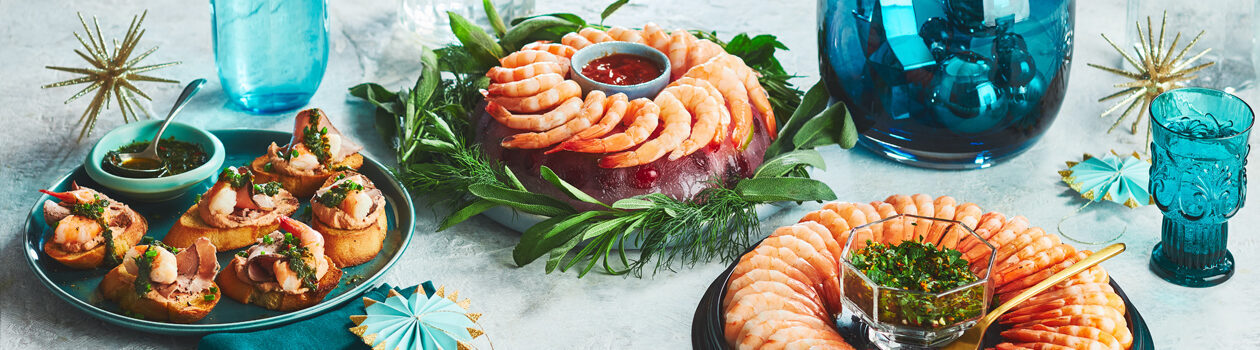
[[217, 255, 343, 311], [164, 203, 282, 252], [99, 262, 220, 323], [251, 153, 364, 199], [44, 208, 147, 269], [312, 212, 387, 267]]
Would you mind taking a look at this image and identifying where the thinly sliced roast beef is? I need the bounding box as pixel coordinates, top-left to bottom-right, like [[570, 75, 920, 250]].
[[43, 201, 71, 224], [155, 238, 220, 298]]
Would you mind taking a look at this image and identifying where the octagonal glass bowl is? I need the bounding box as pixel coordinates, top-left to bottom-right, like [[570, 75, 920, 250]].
[[839, 214, 997, 349]]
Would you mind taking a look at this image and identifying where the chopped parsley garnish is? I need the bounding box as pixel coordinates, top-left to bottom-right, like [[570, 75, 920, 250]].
[[314, 179, 363, 207], [140, 237, 180, 254], [845, 240, 983, 328], [302, 111, 333, 165], [69, 194, 119, 266], [133, 248, 158, 295], [219, 168, 254, 189], [262, 234, 274, 245], [276, 229, 319, 290], [236, 251, 248, 257], [209, 286, 218, 293], [203, 294, 216, 301], [263, 162, 274, 172], [252, 181, 283, 196]]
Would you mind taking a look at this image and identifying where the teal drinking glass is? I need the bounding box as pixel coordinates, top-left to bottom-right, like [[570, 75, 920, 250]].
[[1148, 88, 1253, 287], [212, 0, 328, 113]]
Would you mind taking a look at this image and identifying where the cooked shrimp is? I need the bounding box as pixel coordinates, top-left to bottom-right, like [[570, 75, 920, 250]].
[[1007, 293, 1125, 320], [733, 309, 832, 350], [339, 189, 373, 220], [500, 50, 569, 70], [520, 42, 576, 59], [871, 202, 903, 244], [688, 65, 746, 145], [569, 94, 635, 141], [557, 98, 657, 153], [883, 195, 920, 243], [206, 185, 238, 217], [966, 215, 1028, 263], [1024, 325, 1123, 350], [40, 188, 97, 204], [925, 196, 956, 244], [687, 40, 725, 70], [724, 268, 820, 309], [825, 202, 873, 250], [279, 216, 326, 260], [957, 211, 1006, 253], [561, 32, 593, 49], [782, 338, 856, 350], [791, 221, 843, 263], [798, 208, 852, 250], [487, 80, 581, 113], [1017, 315, 1130, 349], [148, 246, 178, 284], [1001, 304, 1126, 326], [664, 84, 721, 160], [760, 233, 842, 310], [598, 90, 693, 168], [995, 232, 1061, 273], [996, 244, 1076, 289], [487, 61, 567, 84], [723, 291, 827, 343], [762, 323, 847, 350], [503, 91, 608, 149], [579, 27, 615, 44], [725, 280, 826, 318], [999, 327, 1111, 350], [998, 251, 1088, 299], [487, 96, 584, 131], [984, 227, 1046, 272], [641, 23, 672, 54], [52, 215, 104, 249], [1007, 342, 1077, 350], [853, 202, 882, 243], [673, 76, 730, 144], [274, 260, 304, 292], [1017, 283, 1116, 310], [714, 55, 776, 138], [729, 254, 816, 294], [486, 73, 565, 97], [667, 30, 694, 79], [908, 194, 934, 242], [606, 26, 643, 43]]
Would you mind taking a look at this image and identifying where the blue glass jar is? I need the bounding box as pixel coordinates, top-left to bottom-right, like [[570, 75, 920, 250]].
[[212, 0, 329, 113], [819, 0, 1075, 169]]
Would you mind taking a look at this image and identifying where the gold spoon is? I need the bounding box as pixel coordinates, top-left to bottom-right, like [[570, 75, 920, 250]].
[[942, 243, 1126, 350]]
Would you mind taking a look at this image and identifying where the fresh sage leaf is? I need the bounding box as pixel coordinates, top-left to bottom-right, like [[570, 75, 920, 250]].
[[545, 227, 586, 273], [754, 149, 825, 178], [501, 15, 580, 50], [540, 166, 608, 207], [791, 99, 853, 150], [515, 211, 600, 266], [448, 11, 505, 69], [611, 197, 654, 210], [502, 165, 527, 191], [600, 0, 629, 25], [766, 81, 828, 158], [509, 12, 585, 27], [839, 102, 858, 149], [439, 199, 496, 231], [482, 0, 507, 38], [411, 49, 441, 109], [468, 183, 575, 216], [735, 177, 837, 202]]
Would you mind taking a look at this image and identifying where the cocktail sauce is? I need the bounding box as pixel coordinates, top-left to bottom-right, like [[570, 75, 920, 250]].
[[581, 54, 662, 86]]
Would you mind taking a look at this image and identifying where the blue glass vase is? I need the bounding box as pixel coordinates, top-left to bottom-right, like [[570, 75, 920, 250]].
[[1148, 88, 1253, 287], [212, 0, 329, 113], [818, 0, 1075, 169]]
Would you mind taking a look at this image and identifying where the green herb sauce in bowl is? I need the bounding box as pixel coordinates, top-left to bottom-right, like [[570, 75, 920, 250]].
[[104, 137, 210, 177]]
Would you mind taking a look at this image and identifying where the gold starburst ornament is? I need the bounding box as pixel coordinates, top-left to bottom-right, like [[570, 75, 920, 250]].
[[43, 11, 180, 141], [1087, 11, 1215, 148]]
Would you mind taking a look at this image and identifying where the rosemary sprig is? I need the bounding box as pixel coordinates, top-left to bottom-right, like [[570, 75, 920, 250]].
[[350, 1, 854, 276]]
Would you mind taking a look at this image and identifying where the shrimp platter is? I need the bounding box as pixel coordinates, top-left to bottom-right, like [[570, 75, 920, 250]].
[[718, 194, 1137, 350], [477, 24, 778, 209]]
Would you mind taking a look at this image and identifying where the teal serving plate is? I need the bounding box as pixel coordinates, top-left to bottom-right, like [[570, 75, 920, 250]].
[[23, 129, 414, 335]]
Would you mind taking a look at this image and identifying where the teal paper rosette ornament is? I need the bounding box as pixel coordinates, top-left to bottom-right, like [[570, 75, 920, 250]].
[[350, 285, 486, 350], [1059, 151, 1153, 208]]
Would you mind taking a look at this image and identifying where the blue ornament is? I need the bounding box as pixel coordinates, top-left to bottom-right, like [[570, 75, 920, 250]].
[[992, 32, 1027, 56], [929, 52, 1007, 134], [945, 0, 989, 35], [1006, 71, 1046, 118], [920, 17, 962, 61], [996, 49, 1037, 88]]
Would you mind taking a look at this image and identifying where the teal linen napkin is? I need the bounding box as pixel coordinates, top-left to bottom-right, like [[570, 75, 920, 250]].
[[199, 282, 435, 350]]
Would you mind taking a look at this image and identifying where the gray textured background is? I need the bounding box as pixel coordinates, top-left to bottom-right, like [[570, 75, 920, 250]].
[[2, 0, 1258, 348]]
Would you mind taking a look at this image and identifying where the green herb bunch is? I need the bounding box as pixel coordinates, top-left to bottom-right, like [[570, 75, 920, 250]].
[[350, 0, 857, 276]]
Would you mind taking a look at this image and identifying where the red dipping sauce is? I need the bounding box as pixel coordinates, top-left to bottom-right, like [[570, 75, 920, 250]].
[[581, 53, 663, 86]]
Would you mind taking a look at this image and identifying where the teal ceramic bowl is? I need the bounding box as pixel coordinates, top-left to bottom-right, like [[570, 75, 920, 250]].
[[84, 120, 225, 202], [569, 41, 671, 100]]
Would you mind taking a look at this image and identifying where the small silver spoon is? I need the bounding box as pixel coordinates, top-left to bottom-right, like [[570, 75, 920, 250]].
[[107, 78, 206, 178]]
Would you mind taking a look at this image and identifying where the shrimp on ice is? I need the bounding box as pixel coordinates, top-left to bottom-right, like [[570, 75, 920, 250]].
[[663, 84, 722, 160], [568, 94, 636, 141], [486, 61, 567, 84], [502, 91, 610, 149], [486, 73, 565, 97], [666, 30, 695, 79], [555, 97, 652, 153], [597, 89, 695, 168], [486, 96, 584, 132], [486, 80, 581, 113], [714, 55, 776, 138]]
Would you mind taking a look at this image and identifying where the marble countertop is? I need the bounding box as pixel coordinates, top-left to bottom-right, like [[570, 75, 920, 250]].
[[2, 0, 1257, 348]]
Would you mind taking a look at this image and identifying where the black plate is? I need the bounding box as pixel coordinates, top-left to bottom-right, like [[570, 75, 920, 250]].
[[692, 248, 1155, 349]]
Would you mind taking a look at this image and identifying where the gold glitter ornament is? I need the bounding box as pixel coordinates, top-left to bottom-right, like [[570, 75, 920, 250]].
[[1087, 11, 1214, 149], [42, 10, 180, 141]]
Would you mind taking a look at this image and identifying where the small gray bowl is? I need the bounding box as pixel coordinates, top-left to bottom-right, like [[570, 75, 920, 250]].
[[569, 41, 671, 100]]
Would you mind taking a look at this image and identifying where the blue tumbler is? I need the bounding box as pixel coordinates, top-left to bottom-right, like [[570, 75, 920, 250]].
[[211, 0, 328, 113]]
